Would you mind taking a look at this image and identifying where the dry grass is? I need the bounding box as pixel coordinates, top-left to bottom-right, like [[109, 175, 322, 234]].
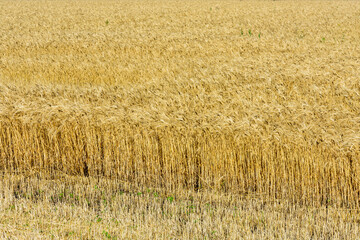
[[1, 0, 360, 238], [1, 175, 360, 239]]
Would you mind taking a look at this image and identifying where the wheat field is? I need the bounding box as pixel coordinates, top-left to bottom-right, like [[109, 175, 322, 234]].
[[1, 0, 360, 238]]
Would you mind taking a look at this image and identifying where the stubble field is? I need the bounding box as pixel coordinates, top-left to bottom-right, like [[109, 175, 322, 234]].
[[0, 0, 360, 238]]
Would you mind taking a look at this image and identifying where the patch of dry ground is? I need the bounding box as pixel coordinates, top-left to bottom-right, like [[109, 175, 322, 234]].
[[1, 175, 359, 239]]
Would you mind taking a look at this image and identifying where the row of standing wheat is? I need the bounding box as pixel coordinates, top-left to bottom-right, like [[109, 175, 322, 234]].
[[0, 117, 359, 207]]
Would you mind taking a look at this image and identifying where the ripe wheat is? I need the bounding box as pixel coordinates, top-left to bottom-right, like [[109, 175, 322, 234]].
[[0, 0, 360, 238]]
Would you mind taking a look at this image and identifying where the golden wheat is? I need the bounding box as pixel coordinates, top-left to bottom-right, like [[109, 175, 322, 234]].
[[1, 0, 360, 238]]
